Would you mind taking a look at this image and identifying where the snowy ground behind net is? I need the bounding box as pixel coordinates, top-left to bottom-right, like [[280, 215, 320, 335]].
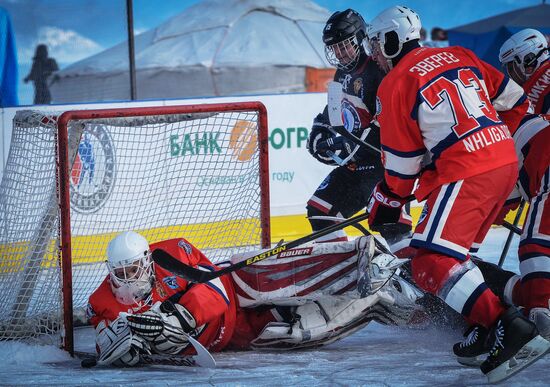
[[0, 228, 548, 386]]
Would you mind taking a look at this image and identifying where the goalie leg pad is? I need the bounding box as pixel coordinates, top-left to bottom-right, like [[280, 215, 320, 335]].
[[250, 295, 382, 350], [231, 239, 364, 307]]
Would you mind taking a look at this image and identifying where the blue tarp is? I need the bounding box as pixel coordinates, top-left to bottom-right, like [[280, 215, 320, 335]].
[[0, 6, 18, 107], [448, 4, 550, 68]]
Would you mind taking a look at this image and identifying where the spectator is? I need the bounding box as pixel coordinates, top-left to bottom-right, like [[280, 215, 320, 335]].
[[419, 27, 427, 46], [424, 27, 449, 48], [24, 44, 58, 104]]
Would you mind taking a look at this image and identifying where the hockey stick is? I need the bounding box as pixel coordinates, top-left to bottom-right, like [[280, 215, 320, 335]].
[[327, 81, 381, 157], [498, 199, 526, 267], [307, 215, 371, 237], [502, 219, 522, 236], [152, 212, 370, 283], [307, 215, 395, 257], [80, 334, 215, 368]]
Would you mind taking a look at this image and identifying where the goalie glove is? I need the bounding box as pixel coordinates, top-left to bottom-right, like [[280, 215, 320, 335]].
[[125, 300, 197, 355], [96, 316, 151, 367]]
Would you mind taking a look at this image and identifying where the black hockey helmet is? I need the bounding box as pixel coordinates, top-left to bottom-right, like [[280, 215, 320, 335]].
[[323, 9, 367, 71]]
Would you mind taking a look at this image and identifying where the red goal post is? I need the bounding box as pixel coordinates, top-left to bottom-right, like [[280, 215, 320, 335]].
[[0, 102, 270, 355]]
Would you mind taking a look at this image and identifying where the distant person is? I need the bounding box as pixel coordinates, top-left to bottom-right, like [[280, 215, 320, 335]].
[[24, 44, 58, 104], [0, 7, 19, 107], [423, 27, 449, 48], [419, 27, 427, 46]]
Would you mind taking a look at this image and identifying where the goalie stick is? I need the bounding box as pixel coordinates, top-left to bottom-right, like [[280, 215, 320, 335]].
[[153, 212, 370, 283], [79, 334, 215, 368]]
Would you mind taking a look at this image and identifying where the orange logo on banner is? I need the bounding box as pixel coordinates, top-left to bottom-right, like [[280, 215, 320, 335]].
[[230, 120, 257, 161]]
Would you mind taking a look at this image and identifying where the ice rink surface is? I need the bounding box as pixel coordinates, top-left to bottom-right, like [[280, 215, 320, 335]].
[[1, 228, 548, 386]]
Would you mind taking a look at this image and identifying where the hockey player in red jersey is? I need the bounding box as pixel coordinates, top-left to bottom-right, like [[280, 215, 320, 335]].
[[365, 5, 549, 382], [87, 230, 437, 366], [499, 28, 549, 114], [450, 30, 550, 368], [306, 9, 411, 244], [455, 113, 550, 367]]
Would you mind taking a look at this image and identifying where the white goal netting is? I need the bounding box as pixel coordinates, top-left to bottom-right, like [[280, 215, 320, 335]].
[[0, 103, 269, 349]]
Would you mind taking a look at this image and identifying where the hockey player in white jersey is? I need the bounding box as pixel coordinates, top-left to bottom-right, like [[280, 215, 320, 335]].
[[306, 9, 412, 245]]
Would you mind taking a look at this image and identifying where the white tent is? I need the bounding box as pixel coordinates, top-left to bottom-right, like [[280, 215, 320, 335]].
[[50, 0, 332, 102]]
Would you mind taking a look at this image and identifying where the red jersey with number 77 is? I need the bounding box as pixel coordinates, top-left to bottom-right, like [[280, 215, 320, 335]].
[[376, 46, 529, 201]]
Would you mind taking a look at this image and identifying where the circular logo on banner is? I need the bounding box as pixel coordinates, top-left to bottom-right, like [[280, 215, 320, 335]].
[[229, 120, 257, 162], [70, 124, 116, 214]]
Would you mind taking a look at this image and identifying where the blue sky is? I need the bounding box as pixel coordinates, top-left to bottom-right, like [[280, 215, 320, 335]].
[[0, 0, 544, 104]]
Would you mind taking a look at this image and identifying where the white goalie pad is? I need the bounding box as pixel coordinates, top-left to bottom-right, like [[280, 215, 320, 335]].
[[231, 237, 376, 307], [250, 275, 427, 351], [250, 295, 381, 350]]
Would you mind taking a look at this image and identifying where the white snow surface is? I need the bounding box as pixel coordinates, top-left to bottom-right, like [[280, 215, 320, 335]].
[[1, 228, 549, 386]]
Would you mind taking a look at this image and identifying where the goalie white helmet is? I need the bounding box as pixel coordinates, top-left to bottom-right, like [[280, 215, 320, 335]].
[[499, 28, 549, 85], [366, 5, 421, 72], [107, 231, 154, 306]]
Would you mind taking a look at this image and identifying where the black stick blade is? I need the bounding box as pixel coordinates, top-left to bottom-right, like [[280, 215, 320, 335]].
[[152, 249, 213, 283]]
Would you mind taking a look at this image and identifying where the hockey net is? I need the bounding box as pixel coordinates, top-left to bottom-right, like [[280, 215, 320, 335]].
[[0, 102, 270, 353]]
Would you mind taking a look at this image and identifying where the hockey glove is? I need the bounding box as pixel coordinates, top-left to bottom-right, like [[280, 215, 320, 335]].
[[367, 180, 411, 231], [96, 316, 150, 366], [316, 136, 355, 157], [307, 119, 337, 165], [126, 300, 197, 355]]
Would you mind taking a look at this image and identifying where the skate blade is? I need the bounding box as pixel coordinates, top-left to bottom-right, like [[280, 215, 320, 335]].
[[486, 335, 550, 384], [456, 355, 485, 367]]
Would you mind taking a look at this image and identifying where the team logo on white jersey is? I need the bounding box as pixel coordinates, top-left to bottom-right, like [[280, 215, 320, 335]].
[[341, 99, 362, 131], [70, 124, 116, 214]]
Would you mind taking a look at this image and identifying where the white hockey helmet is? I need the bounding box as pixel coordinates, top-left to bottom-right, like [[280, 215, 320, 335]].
[[106, 231, 154, 306], [499, 28, 549, 85], [366, 6, 421, 71]]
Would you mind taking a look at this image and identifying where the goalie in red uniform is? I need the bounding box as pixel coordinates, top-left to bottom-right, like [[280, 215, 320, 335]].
[[87, 230, 438, 366], [364, 5, 549, 382]]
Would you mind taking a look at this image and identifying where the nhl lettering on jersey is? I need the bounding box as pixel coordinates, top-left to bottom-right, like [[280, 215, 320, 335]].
[[277, 247, 313, 259], [70, 124, 116, 214], [462, 125, 512, 152]]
